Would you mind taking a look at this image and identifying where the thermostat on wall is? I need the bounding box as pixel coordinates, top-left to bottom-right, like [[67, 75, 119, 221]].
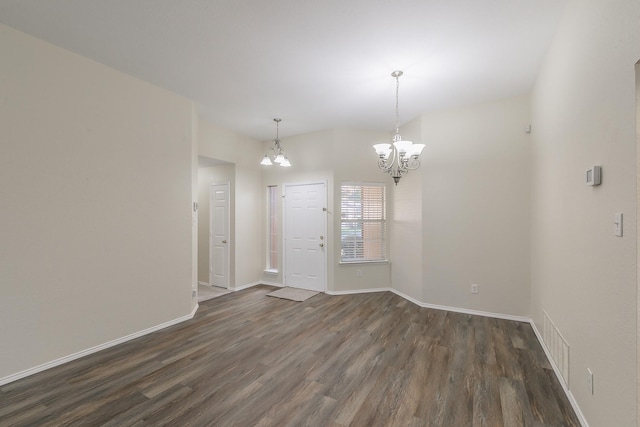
[[585, 166, 601, 186]]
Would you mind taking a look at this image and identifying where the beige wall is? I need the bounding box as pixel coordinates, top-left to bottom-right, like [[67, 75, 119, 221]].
[[389, 117, 424, 301], [420, 95, 532, 316], [261, 102, 532, 315], [198, 119, 263, 289], [0, 25, 196, 380], [333, 129, 394, 292], [197, 164, 235, 283], [531, 1, 640, 425]]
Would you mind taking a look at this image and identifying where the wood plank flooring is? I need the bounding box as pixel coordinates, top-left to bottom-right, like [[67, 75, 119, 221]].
[[0, 285, 580, 426]]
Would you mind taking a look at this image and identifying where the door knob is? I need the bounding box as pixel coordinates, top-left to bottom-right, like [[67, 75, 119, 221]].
[[319, 243, 324, 248], [222, 240, 227, 244]]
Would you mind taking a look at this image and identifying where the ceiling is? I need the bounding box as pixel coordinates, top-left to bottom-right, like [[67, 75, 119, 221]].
[[0, 0, 567, 140]]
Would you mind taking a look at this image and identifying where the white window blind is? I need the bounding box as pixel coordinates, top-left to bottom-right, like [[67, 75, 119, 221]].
[[340, 182, 386, 262]]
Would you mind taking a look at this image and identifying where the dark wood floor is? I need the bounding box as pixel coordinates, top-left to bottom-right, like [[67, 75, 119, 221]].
[[1, 285, 580, 427]]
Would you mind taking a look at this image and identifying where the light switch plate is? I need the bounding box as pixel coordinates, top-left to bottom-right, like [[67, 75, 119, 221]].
[[614, 213, 623, 237]]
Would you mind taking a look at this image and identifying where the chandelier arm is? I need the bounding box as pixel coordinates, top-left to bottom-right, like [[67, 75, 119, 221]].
[[378, 159, 391, 171], [377, 144, 397, 172], [405, 157, 421, 170]]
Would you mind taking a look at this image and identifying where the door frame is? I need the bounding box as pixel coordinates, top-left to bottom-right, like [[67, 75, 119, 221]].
[[634, 59, 639, 427], [282, 180, 328, 292], [210, 181, 230, 289]]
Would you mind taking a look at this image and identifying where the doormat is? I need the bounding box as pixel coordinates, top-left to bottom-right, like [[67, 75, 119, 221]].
[[266, 287, 320, 302]]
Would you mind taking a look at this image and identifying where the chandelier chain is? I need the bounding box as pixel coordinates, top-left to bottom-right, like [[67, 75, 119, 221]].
[[395, 74, 400, 137]]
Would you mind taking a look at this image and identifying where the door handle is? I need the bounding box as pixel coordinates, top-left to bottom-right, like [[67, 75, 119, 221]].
[[222, 240, 227, 244], [319, 243, 324, 248]]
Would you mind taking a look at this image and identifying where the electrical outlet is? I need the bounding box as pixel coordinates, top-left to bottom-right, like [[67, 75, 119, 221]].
[[587, 368, 594, 395], [471, 284, 479, 294], [356, 269, 362, 277]]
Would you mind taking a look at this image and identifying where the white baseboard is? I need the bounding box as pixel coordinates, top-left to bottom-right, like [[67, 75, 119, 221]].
[[259, 281, 284, 288], [529, 320, 589, 427], [232, 281, 263, 291], [389, 288, 531, 323], [326, 287, 529, 323], [326, 287, 392, 295], [0, 304, 199, 387], [198, 281, 210, 287]]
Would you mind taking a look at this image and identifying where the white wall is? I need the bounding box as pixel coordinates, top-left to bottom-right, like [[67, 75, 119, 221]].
[[421, 95, 532, 316], [198, 119, 263, 289], [530, 1, 640, 425], [0, 24, 196, 380]]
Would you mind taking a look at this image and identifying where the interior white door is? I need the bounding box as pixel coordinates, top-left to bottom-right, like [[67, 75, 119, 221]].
[[210, 183, 229, 289], [284, 182, 327, 292]]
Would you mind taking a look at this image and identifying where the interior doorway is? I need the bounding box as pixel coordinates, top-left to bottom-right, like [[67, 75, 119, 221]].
[[197, 156, 234, 297], [210, 183, 230, 289]]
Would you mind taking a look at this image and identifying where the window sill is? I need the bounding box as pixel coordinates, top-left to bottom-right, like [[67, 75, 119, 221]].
[[339, 260, 389, 266]]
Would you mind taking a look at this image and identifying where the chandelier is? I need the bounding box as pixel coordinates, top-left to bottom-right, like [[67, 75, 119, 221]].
[[373, 71, 424, 184], [260, 118, 291, 167]]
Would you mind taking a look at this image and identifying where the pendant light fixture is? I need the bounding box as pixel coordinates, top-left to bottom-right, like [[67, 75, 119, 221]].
[[260, 118, 291, 167], [373, 71, 424, 184]]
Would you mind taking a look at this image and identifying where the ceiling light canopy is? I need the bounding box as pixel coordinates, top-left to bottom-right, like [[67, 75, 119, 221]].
[[260, 118, 291, 167], [373, 71, 425, 184]]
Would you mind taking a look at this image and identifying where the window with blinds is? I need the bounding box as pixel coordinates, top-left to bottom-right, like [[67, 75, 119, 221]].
[[340, 182, 386, 263]]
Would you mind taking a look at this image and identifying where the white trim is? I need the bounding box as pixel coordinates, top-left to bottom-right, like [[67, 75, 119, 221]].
[[339, 260, 389, 266], [259, 280, 284, 288], [529, 320, 589, 427], [326, 287, 392, 295], [0, 304, 199, 387], [232, 281, 263, 291], [198, 281, 210, 287], [389, 288, 531, 323]]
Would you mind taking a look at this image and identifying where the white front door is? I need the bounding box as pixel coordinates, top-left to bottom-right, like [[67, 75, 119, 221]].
[[284, 182, 327, 292], [210, 183, 229, 289]]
